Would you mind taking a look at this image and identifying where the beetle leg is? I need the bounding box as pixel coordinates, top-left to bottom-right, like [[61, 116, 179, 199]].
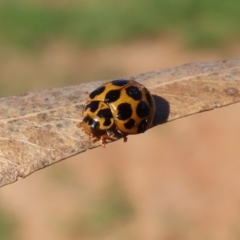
[[123, 135, 128, 142], [76, 122, 83, 128]]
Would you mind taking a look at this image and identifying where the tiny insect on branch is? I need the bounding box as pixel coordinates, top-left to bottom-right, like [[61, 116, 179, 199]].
[[78, 79, 156, 146]]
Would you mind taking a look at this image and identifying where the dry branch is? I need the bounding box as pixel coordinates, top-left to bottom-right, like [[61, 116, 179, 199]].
[[0, 57, 240, 187]]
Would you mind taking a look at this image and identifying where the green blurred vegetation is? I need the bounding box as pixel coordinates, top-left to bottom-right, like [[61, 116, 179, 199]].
[[67, 181, 134, 238], [0, 206, 18, 240], [0, 0, 240, 50]]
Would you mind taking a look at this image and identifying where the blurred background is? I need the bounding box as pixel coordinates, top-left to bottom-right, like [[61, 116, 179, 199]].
[[1, 0, 240, 239]]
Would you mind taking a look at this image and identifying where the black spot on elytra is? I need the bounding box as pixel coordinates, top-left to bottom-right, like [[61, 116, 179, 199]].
[[85, 101, 100, 113], [103, 118, 112, 126], [124, 119, 135, 129], [111, 79, 129, 86], [136, 101, 150, 118], [126, 86, 142, 100], [104, 89, 121, 103], [145, 91, 153, 107], [117, 103, 132, 120], [138, 119, 148, 133], [89, 86, 105, 99], [97, 108, 113, 119]]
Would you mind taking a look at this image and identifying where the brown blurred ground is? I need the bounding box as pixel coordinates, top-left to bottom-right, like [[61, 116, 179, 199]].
[[1, 38, 240, 240]]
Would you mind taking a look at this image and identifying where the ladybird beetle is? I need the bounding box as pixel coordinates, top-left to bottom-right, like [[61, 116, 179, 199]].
[[77, 79, 155, 146]]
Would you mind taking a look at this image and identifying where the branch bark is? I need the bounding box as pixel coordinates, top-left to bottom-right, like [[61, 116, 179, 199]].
[[0, 57, 240, 187]]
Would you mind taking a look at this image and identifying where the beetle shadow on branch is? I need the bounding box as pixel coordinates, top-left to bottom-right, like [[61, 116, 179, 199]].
[[151, 95, 170, 127]]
